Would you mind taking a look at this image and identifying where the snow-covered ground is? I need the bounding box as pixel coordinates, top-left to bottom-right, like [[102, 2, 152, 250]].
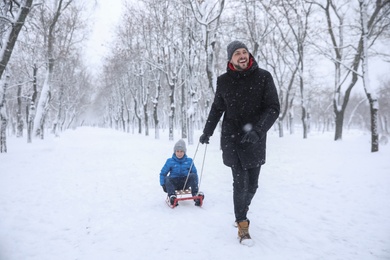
[[1, 127, 389, 260]]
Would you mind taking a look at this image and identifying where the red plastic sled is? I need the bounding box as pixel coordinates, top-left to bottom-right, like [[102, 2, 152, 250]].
[[166, 189, 204, 208]]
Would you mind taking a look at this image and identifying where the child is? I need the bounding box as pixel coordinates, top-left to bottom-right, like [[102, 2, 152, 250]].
[[160, 139, 201, 206]]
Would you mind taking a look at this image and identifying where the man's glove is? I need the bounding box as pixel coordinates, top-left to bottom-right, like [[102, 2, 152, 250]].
[[241, 130, 260, 143], [162, 185, 167, 193], [199, 133, 210, 144]]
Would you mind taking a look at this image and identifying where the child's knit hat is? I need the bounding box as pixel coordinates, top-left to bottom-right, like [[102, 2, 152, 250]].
[[174, 139, 187, 153]]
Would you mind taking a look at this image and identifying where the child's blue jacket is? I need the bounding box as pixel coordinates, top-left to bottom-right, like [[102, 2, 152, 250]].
[[160, 154, 198, 186]]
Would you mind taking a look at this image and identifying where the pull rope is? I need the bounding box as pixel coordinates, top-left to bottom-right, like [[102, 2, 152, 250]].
[[197, 143, 207, 191], [182, 142, 207, 193]]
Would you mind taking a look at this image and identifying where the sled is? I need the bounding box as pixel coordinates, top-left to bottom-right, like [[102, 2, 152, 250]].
[[166, 190, 204, 208]]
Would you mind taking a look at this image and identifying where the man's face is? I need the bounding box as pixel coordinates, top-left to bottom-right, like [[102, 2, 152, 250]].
[[230, 48, 250, 71]]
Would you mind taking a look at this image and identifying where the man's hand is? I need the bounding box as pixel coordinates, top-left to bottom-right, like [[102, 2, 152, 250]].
[[199, 133, 210, 144]]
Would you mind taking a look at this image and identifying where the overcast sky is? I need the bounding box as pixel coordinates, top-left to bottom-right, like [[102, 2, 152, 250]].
[[84, 0, 123, 73]]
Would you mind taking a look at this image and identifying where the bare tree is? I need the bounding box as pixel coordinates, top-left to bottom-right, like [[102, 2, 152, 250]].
[[51, 3, 90, 135], [314, 0, 390, 142], [281, 1, 313, 138], [185, 13, 203, 145], [188, 0, 225, 96], [358, 0, 390, 152], [0, 0, 34, 153], [33, 0, 73, 139], [257, 1, 299, 137]]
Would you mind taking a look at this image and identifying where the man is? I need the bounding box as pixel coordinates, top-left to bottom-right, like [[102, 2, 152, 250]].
[[199, 40, 280, 245]]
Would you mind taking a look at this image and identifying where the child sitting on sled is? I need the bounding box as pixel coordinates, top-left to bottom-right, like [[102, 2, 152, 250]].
[[160, 139, 202, 207]]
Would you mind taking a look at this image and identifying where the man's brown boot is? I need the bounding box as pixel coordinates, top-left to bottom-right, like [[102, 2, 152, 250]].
[[237, 219, 254, 246]]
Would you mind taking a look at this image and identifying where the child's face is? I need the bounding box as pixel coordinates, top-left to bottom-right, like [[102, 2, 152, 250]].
[[175, 150, 185, 159]]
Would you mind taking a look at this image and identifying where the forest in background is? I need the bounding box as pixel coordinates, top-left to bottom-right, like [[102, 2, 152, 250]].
[[0, 0, 389, 153]]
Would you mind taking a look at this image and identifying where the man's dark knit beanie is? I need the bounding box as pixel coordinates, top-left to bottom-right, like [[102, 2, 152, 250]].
[[227, 40, 249, 61]]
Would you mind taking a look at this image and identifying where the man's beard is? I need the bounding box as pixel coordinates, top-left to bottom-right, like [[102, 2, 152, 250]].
[[233, 61, 248, 71]]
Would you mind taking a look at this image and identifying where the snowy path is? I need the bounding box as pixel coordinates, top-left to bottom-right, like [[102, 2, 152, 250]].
[[1, 127, 389, 260]]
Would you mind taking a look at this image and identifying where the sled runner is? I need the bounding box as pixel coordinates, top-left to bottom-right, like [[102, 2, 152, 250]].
[[166, 190, 204, 208]]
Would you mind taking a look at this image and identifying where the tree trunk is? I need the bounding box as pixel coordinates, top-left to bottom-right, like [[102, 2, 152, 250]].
[[16, 83, 24, 137], [0, 76, 10, 153], [278, 120, 284, 138], [299, 68, 308, 139], [359, 0, 379, 152], [334, 110, 344, 140], [153, 75, 161, 139], [27, 64, 38, 143], [144, 101, 149, 136], [53, 84, 64, 137], [369, 98, 379, 152], [133, 99, 141, 134], [205, 41, 217, 94], [153, 102, 159, 139], [168, 80, 175, 141], [181, 78, 187, 139], [301, 105, 308, 139], [289, 103, 295, 135], [120, 100, 125, 132]]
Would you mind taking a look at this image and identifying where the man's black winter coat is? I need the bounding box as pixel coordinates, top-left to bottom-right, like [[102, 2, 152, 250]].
[[203, 56, 280, 169]]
